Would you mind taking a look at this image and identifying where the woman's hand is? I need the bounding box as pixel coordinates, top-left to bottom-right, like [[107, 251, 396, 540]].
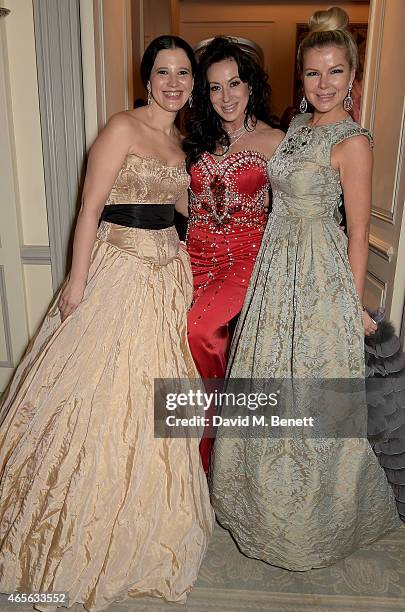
[[58, 280, 86, 322], [362, 309, 378, 336]]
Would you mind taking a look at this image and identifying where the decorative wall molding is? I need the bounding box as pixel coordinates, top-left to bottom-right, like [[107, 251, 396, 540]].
[[365, 270, 386, 309], [392, 97, 405, 221], [33, 0, 86, 290], [131, 0, 145, 100], [0, 266, 13, 368], [79, 0, 99, 150], [182, 19, 274, 24], [21, 246, 51, 265], [369, 234, 394, 261], [371, 207, 394, 224], [170, 0, 180, 35], [362, 0, 386, 131], [370, 102, 404, 225], [93, 0, 133, 125], [93, 0, 107, 129]]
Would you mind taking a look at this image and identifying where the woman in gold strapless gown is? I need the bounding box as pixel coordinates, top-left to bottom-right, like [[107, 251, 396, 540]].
[[0, 37, 214, 610]]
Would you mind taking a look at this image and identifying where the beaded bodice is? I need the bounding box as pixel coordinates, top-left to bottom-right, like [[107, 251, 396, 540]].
[[267, 113, 373, 220], [188, 151, 269, 234], [107, 153, 190, 205]]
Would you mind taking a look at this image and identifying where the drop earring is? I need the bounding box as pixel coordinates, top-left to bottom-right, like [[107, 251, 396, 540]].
[[147, 82, 152, 105], [188, 94, 193, 108], [299, 96, 308, 113], [343, 82, 353, 112]]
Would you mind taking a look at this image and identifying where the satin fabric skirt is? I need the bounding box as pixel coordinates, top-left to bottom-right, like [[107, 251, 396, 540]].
[[187, 224, 264, 472], [0, 221, 214, 610], [210, 214, 400, 570]]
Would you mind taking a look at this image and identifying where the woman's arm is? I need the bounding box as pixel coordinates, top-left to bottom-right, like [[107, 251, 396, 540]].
[[333, 135, 377, 336], [58, 114, 131, 321], [175, 191, 189, 217]]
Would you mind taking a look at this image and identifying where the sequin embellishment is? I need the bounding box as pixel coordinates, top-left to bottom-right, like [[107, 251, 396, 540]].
[[280, 126, 313, 155]]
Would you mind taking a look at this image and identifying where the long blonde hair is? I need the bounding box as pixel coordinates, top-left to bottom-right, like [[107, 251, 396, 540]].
[[297, 7, 358, 74]]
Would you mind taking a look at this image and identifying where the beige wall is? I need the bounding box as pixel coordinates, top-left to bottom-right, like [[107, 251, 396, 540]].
[[178, 1, 369, 117], [22, 265, 53, 337], [5, 0, 48, 246], [80, 0, 99, 150], [0, 0, 53, 390]]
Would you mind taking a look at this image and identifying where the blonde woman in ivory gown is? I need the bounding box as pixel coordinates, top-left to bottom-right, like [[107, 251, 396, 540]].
[[0, 36, 214, 610], [210, 7, 401, 570]]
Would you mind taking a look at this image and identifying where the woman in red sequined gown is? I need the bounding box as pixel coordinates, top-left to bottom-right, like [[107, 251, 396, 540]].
[[181, 38, 284, 471]]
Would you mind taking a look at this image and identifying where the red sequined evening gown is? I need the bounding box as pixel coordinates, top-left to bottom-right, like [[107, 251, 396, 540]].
[[187, 150, 269, 471]]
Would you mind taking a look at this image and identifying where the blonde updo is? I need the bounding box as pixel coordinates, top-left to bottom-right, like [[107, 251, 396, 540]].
[[297, 6, 358, 75]]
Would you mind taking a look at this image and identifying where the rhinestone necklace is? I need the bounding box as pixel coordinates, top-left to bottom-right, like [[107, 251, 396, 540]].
[[213, 122, 253, 159], [227, 124, 247, 140]]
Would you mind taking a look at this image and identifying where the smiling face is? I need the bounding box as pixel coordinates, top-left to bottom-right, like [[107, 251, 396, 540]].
[[207, 57, 250, 127], [148, 48, 193, 112], [302, 45, 355, 117]]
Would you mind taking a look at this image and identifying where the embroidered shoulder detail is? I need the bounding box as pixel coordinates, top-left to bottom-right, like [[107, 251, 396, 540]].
[[288, 113, 310, 132], [332, 124, 374, 149]]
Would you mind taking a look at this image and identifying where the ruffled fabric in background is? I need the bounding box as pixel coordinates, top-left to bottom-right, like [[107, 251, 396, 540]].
[[366, 310, 405, 521]]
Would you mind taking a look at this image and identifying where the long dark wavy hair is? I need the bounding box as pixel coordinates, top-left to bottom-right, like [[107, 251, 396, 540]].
[[183, 37, 277, 168]]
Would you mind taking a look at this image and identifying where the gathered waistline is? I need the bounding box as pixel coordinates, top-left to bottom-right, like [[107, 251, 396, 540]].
[[271, 211, 337, 221], [96, 221, 183, 266]]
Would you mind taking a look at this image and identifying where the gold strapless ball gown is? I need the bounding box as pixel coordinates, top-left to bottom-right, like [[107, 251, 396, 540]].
[[0, 154, 214, 610]]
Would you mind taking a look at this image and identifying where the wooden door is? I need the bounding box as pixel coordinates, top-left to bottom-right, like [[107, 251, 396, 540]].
[[93, 0, 134, 126], [362, 0, 405, 342]]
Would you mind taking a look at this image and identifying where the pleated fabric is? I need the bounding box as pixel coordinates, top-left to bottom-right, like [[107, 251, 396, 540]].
[[0, 161, 214, 610], [210, 115, 401, 571]]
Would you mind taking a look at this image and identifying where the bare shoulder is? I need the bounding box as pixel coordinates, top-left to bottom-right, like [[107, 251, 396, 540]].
[[105, 110, 135, 132], [332, 133, 372, 174], [251, 121, 285, 158], [333, 133, 372, 165], [98, 109, 151, 153], [85, 112, 134, 179], [258, 122, 284, 139], [336, 133, 372, 154], [95, 111, 133, 146]]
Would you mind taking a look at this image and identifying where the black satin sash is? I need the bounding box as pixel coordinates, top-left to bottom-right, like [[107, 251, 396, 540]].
[[100, 204, 175, 229]]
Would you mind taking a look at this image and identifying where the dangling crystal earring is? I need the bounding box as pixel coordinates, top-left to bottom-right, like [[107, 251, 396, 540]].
[[188, 94, 193, 108], [299, 96, 308, 113], [343, 82, 353, 111], [147, 82, 152, 105]]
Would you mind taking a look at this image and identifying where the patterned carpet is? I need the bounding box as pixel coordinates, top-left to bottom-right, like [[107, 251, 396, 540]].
[[1, 522, 405, 612]]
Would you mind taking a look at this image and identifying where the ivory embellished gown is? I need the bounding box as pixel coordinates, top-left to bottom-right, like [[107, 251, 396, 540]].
[[0, 153, 214, 609], [210, 114, 401, 570]]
